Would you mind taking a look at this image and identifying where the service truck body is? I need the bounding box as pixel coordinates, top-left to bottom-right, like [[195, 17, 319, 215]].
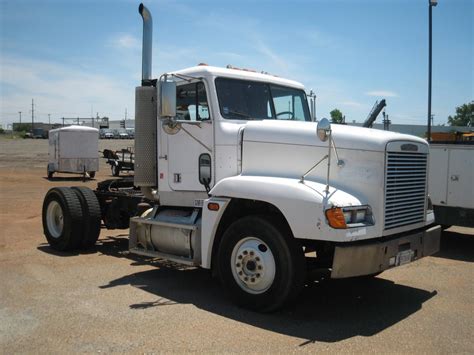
[[429, 142, 474, 227], [41, 3, 440, 311]]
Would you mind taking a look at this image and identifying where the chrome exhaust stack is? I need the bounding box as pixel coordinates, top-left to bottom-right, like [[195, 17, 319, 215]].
[[139, 3, 153, 85], [135, 3, 158, 193]]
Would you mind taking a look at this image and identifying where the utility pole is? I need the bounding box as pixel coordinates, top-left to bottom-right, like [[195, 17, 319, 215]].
[[427, 0, 438, 141], [31, 99, 35, 131], [382, 110, 391, 131], [18, 111, 22, 124], [125, 108, 128, 128], [62, 117, 65, 127], [48, 114, 51, 125]]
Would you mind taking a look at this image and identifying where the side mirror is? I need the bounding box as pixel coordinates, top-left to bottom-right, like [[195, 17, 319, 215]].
[[317, 118, 331, 142], [160, 80, 176, 117], [198, 153, 212, 187]]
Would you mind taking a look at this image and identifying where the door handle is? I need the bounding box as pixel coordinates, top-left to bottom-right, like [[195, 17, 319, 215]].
[[450, 175, 459, 181]]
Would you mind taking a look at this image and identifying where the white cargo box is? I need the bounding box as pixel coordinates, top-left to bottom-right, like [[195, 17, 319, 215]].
[[47, 125, 99, 177], [428, 143, 474, 227]]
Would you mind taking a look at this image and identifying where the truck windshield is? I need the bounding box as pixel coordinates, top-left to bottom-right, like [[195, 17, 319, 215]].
[[215, 78, 311, 121]]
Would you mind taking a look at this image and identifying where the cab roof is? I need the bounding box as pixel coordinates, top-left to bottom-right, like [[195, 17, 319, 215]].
[[169, 65, 306, 90]]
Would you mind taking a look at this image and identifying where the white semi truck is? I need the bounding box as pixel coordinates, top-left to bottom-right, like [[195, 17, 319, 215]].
[[41, 4, 440, 311]]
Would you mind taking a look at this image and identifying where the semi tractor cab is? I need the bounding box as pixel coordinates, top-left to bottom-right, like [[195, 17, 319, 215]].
[[41, 3, 441, 311]]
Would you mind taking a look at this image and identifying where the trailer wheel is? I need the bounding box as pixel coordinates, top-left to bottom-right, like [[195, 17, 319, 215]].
[[217, 215, 305, 312], [111, 164, 120, 177], [71, 186, 102, 249], [42, 187, 83, 251]]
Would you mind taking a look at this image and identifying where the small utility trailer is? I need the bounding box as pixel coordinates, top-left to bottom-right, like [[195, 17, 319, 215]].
[[103, 148, 135, 177], [47, 125, 99, 179]]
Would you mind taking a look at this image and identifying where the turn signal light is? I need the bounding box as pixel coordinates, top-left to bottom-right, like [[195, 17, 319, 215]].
[[325, 208, 347, 229], [207, 202, 220, 211]]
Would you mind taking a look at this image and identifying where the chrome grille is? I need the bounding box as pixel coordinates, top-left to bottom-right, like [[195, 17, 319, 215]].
[[384, 151, 427, 230]]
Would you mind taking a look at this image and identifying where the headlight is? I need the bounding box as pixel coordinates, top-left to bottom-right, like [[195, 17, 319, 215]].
[[326, 206, 374, 229]]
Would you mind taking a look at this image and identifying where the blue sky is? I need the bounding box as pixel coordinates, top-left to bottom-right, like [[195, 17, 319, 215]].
[[1, 0, 472, 128]]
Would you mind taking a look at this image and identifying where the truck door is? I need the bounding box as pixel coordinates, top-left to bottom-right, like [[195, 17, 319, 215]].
[[167, 81, 213, 192]]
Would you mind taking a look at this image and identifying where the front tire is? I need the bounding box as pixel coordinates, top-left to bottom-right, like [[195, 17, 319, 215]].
[[42, 187, 84, 251], [217, 215, 305, 312]]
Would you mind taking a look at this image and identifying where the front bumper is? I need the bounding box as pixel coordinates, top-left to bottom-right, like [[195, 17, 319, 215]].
[[331, 225, 441, 278]]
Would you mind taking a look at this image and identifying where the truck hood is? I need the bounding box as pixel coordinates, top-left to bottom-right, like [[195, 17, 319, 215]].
[[243, 120, 428, 152]]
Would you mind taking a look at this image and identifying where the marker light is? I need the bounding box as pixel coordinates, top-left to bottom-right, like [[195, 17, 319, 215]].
[[207, 202, 220, 211]]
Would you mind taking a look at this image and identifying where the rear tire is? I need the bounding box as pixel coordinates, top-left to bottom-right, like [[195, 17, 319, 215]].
[[42, 187, 83, 251], [217, 215, 306, 312], [71, 186, 101, 249]]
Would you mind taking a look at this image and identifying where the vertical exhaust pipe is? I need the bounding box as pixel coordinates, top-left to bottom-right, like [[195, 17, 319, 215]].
[[139, 3, 153, 84], [135, 3, 158, 192]]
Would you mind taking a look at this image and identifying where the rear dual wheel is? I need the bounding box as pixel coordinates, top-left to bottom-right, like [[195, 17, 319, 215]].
[[42, 187, 101, 251], [70, 186, 101, 248]]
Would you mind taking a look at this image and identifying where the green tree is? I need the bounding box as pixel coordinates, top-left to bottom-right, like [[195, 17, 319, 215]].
[[330, 109, 344, 124], [447, 101, 473, 127]]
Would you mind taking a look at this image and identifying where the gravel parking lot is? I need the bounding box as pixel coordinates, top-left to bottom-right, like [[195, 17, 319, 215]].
[[1, 137, 473, 353]]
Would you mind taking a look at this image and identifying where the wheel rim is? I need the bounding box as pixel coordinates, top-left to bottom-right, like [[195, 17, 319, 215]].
[[230, 237, 276, 294], [46, 200, 64, 238]]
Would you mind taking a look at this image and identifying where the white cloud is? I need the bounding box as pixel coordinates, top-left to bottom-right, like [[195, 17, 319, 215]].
[[366, 90, 399, 98], [110, 34, 140, 50], [254, 40, 289, 75], [340, 100, 367, 109], [0, 56, 134, 126]]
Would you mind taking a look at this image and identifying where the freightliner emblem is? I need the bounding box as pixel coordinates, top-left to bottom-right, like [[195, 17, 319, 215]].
[[401, 143, 419, 152]]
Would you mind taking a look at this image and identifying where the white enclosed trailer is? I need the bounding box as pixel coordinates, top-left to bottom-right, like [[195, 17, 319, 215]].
[[428, 142, 474, 227], [41, 3, 440, 312], [47, 125, 99, 179]]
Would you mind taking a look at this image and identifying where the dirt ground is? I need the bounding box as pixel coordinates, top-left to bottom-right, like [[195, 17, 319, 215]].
[[1, 137, 473, 353]]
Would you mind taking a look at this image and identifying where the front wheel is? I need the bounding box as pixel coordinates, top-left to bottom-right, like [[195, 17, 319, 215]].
[[217, 215, 305, 312]]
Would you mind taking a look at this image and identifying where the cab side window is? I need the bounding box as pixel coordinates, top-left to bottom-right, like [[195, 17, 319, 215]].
[[176, 82, 210, 121]]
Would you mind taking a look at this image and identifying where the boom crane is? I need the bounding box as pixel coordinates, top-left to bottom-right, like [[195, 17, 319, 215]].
[[363, 99, 386, 128]]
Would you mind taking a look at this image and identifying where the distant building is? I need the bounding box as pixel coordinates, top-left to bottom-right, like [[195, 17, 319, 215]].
[[12, 122, 61, 132], [108, 120, 135, 129]]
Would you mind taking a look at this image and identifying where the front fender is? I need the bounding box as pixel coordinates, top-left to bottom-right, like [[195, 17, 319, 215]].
[[210, 176, 373, 242]]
